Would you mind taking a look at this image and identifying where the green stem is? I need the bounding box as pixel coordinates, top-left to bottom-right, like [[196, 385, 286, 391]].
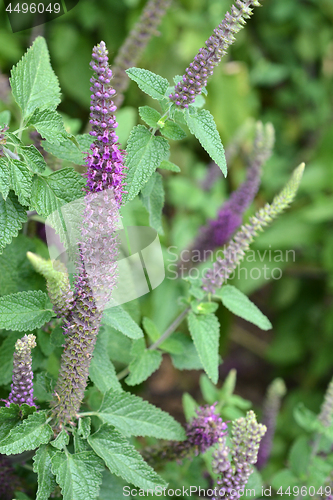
[[117, 306, 191, 381]]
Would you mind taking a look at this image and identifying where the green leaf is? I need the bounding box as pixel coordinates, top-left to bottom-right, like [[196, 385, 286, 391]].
[[185, 108, 227, 176], [0, 405, 21, 442], [138, 106, 161, 128], [43, 134, 92, 164], [0, 191, 27, 253], [7, 157, 33, 206], [78, 417, 91, 439], [0, 158, 11, 199], [126, 68, 169, 100], [27, 109, 68, 144], [182, 393, 198, 422], [18, 145, 47, 173], [200, 374, 220, 405], [0, 290, 53, 331], [96, 389, 186, 440], [51, 451, 104, 500], [10, 36, 61, 120], [160, 121, 186, 141], [190, 300, 219, 315], [141, 172, 165, 234], [187, 312, 220, 383], [99, 470, 134, 500], [33, 444, 57, 500], [289, 436, 311, 478], [270, 469, 300, 491], [217, 285, 272, 330], [158, 160, 181, 173], [30, 167, 85, 217], [123, 125, 169, 203], [293, 403, 320, 433], [142, 317, 183, 354], [0, 411, 53, 454], [102, 306, 144, 340], [89, 329, 122, 393], [0, 110, 11, 127], [88, 424, 167, 490], [126, 338, 162, 386], [171, 333, 204, 371], [51, 430, 70, 450]]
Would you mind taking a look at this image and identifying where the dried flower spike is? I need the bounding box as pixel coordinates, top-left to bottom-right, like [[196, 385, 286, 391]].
[[170, 0, 261, 108], [5, 334, 36, 407], [202, 162, 305, 294]]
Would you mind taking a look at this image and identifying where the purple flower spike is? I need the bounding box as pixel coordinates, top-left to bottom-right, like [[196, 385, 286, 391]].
[[85, 41, 126, 205], [170, 0, 261, 108], [5, 334, 36, 408], [186, 403, 228, 456]]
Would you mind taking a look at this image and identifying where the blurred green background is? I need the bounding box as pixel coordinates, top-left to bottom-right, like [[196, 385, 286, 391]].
[[0, 0, 333, 482]]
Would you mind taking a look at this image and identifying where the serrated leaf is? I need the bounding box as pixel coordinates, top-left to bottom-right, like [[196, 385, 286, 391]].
[[126, 68, 169, 100], [99, 470, 134, 500], [89, 329, 122, 393], [139, 106, 161, 128], [187, 312, 220, 383], [78, 417, 91, 439], [126, 338, 162, 386], [123, 125, 169, 203], [30, 167, 85, 217], [217, 285, 272, 330], [18, 145, 47, 173], [0, 405, 21, 442], [0, 157, 11, 199], [185, 108, 227, 176], [141, 172, 164, 234], [51, 451, 104, 500], [7, 157, 33, 206], [33, 444, 57, 500], [158, 160, 181, 173], [0, 411, 53, 454], [171, 333, 204, 371], [10, 37, 61, 120], [0, 290, 53, 331], [88, 424, 167, 490], [160, 121, 186, 140], [27, 109, 68, 144], [102, 306, 143, 340], [96, 389, 186, 440], [0, 191, 27, 253], [43, 134, 92, 164], [51, 429, 70, 450]]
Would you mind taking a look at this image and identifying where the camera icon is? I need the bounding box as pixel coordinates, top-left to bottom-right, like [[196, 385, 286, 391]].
[[4, 0, 80, 33]]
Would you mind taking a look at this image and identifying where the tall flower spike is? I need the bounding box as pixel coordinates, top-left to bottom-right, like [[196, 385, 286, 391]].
[[257, 378, 286, 470], [169, 0, 261, 108], [212, 410, 266, 500], [50, 41, 123, 428], [202, 162, 305, 294], [318, 377, 333, 428], [86, 41, 126, 205], [112, 0, 172, 108], [142, 403, 227, 465], [5, 334, 36, 407], [26, 252, 74, 317], [180, 122, 274, 271]]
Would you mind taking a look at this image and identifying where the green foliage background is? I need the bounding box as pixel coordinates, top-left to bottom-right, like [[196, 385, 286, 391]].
[[0, 0, 333, 496]]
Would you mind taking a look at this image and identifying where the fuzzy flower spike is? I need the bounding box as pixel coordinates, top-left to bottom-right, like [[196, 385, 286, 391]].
[[86, 41, 126, 205], [50, 41, 124, 427], [5, 334, 36, 407], [169, 0, 261, 108]]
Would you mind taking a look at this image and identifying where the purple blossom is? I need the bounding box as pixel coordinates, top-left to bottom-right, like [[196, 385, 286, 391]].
[[50, 41, 123, 427], [5, 334, 36, 407], [257, 378, 286, 470], [0, 124, 8, 157], [212, 410, 266, 500], [169, 0, 261, 108], [86, 41, 126, 205], [142, 403, 227, 465]]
